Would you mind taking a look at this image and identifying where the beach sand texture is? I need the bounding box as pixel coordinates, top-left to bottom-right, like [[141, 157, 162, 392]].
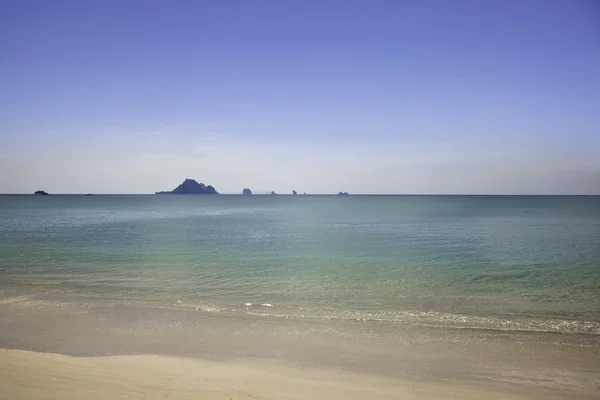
[[0, 349, 572, 400]]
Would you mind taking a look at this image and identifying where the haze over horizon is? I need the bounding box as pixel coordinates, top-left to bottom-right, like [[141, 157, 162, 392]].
[[1, 0, 599, 195]]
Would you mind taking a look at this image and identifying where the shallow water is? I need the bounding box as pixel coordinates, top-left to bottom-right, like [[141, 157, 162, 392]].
[[1, 194, 599, 335]]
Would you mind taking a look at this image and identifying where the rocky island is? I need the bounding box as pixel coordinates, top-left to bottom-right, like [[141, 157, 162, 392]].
[[155, 179, 218, 195], [292, 190, 297, 195], [34, 190, 49, 195], [337, 192, 349, 196], [242, 188, 252, 196]]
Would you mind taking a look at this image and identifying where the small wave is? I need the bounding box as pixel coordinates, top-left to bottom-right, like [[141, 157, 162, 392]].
[[0, 295, 88, 315], [242, 302, 273, 307], [1, 279, 63, 286], [195, 305, 221, 313], [242, 307, 600, 335], [244, 303, 273, 307]]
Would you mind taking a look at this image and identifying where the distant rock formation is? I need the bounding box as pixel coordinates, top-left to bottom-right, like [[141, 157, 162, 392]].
[[242, 188, 253, 196], [34, 190, 49, 195], [271, 191, 277, 195], [155, 179, 219, 195], [292, 190, 297, 195], [337, 192, 349, 196]]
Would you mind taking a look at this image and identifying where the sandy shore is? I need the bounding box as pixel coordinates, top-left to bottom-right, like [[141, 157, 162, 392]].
[[1, 291, 598, 399], [0, 349, 559, 400]]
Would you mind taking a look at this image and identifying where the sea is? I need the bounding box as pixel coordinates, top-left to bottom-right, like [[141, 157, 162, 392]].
[[1, 194, 599, 335]]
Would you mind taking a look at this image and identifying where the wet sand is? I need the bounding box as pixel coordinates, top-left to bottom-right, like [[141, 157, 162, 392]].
[[1, 290, 599, 399]]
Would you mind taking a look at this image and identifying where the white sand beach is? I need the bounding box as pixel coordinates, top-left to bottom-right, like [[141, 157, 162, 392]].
[[2, 349, 574, 400]]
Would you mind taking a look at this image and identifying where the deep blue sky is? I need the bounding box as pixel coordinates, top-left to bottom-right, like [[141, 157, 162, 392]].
[[1, 0, 599, 194]]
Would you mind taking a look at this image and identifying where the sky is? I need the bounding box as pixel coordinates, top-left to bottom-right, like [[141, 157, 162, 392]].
[[1, 0, 599, 194]]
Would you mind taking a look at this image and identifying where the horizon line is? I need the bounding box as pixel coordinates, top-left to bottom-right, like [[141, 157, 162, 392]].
[[1, 193, 598, 197]]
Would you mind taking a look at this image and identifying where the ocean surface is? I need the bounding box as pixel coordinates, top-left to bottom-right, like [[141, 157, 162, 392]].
[[1, 195, 599, 336]]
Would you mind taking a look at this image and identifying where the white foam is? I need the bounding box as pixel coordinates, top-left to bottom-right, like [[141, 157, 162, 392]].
[[244, 303, 252, 306], [192, 304, 220, 313], [261, 303, 273, 307]]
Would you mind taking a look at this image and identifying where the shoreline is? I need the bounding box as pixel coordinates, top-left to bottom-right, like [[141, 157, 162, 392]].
[[1, 290, 599, 399], [2, 280, 599, 336], [0, 349, 583, 400]]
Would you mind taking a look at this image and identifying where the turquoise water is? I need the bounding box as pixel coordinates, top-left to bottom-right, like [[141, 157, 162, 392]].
[[1, 195, 599, 334]]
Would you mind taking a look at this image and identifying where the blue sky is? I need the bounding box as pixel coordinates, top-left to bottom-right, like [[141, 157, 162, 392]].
[[1, 0, 599, 194]]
